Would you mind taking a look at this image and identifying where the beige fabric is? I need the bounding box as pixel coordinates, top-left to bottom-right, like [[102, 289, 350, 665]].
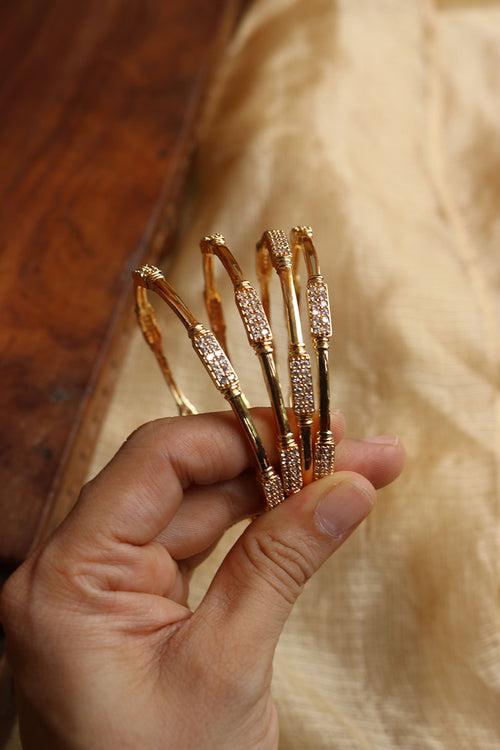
[[11, 0, 500, 748], [91, 0, 500, 747]]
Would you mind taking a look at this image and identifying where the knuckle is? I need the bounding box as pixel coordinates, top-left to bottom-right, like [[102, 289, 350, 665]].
[[126, 420, 157, 445], [239, 530, 315, 605], [77, 479, 95, 503], [125, 417, 175, 449], [0, 549, 51, 641], [1, 566, 29, 631]]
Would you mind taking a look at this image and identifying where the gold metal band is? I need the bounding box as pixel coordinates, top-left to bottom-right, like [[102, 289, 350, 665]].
[[133, 264, 285, 509], [134, 276, 197, 416], [201, 234, 302, 496], [291, 226, 335, 479], [256, 229, 315, 481]]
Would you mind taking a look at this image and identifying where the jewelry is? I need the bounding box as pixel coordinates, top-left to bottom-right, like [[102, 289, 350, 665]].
[[134, 282, 197, 416], [201, 234, 302, 496], [291, 226, 335, 478], [256, 229, 315, 479], [133, 264, 285, 509]]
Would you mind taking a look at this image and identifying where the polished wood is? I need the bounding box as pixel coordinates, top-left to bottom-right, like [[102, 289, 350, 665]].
[[0, 0, 244, 571], [0, 1, 246, 744]]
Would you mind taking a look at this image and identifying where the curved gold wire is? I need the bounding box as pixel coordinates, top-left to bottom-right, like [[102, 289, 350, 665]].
[[134, 278, 197, 417], [291, 226, 335, 479], [201, 234, 302, 496], [133, 264, 284, 509], [256, 229, 315, 481]]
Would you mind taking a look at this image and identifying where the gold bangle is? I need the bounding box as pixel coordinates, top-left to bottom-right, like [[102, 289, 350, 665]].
[[256, 229, 315, 480], [201, 234, 302, 496], [133, 265, 285, 509], [134, 282, 197, 416], [291, 226, 335, 479]]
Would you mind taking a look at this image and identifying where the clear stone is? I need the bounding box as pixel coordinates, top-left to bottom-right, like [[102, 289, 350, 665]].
[[193, 330, 238, 391], [306, 278, 332, 337], [235, 285, 273, 344]]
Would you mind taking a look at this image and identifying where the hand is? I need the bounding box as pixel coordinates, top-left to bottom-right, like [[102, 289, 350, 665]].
[[1, 409, 404, 749]]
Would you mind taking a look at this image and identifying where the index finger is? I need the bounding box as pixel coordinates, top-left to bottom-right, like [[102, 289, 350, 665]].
[[61, 409, 346, 549]]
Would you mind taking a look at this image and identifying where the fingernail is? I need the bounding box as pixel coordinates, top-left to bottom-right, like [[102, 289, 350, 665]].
[[315, 478, 375, 539], [364, 434, 399, 446]]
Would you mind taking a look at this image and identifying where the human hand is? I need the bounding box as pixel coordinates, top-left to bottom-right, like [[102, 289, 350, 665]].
[[1, 409, 404, 749]]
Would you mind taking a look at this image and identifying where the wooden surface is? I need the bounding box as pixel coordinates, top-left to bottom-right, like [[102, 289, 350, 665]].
[[0, 0, 244, 575], [0, 1, 245, 744]]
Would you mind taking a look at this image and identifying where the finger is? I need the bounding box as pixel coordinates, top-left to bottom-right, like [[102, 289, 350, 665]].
[[75, 540, 188, 603], [335, 435, 406, 488], [153, 411, 348, 559], [192, 471, 375, 666], [60, 408, 345, 551], [160, 432, 403, 561], [155, 470, 259, 560]]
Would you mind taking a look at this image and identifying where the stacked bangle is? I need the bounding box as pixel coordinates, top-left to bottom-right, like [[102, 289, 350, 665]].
[[134, 281, 197, 417], [201, 234, 302, 496], [291, 226, 335, 479], [133, 265, 285, 509], [256, 229, 315, 481]]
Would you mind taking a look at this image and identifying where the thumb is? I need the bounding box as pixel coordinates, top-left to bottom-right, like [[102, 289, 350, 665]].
[[196, 471, 375, 663]]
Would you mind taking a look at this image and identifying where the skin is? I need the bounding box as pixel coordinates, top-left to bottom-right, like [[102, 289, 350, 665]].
[[1, 408, 405, 749]]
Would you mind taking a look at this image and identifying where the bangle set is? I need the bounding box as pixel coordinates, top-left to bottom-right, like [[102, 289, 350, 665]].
[[133, 226, 334, 510], [133, 266, 285, 509], [256, 229, 315, 483], [201, 234, 302, 497]]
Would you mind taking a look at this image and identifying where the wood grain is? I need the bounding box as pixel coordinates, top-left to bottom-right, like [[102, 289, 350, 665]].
[[0, 1, 246, 744], [0, 0, 244, 571]]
